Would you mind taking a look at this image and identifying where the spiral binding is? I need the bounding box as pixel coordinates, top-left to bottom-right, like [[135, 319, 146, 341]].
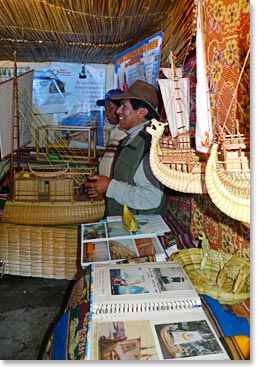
[[95, 298, 201, 315]]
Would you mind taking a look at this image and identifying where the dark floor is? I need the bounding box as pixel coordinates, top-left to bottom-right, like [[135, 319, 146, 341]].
[[0, 274, 74, 360]]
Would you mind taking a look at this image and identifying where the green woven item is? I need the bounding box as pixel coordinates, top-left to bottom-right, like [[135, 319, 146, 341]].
[[169, 247, 250, 305]]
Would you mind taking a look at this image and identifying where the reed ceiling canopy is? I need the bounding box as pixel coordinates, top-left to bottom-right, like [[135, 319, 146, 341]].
[[0, 0, 196, 66]]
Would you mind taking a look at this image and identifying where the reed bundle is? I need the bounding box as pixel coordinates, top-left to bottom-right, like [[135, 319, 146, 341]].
[[0, 222, 80, 279], [1, 199, 105, 226], [0, 0, 195, 64]]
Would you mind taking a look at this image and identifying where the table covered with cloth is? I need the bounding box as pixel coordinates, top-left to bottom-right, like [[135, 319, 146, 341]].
[[42, 263, 250, 360]]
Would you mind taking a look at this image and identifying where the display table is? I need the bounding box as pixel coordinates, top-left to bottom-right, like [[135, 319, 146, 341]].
[[42, 218, 250, 360]]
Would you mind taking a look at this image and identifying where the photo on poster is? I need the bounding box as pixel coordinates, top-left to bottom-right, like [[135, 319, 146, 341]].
[[133, 219, 152, 235], [114, 32, 163, 89]]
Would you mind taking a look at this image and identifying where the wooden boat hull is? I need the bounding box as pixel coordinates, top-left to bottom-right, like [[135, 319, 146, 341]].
[[1, 199, 105, 226]]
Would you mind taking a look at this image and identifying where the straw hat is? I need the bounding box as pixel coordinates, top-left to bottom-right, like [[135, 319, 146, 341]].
[[110, 80, 160, 118]]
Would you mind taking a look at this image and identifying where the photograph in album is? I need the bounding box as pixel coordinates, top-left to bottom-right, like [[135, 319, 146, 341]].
[[109, 266, 192, 295], [95, 318, 225, 360], [81, 217, 169, 266], [85, 262, 230, 360]]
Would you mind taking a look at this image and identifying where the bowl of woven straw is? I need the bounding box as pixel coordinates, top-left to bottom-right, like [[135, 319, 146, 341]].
[[169, 247, 250, 305]]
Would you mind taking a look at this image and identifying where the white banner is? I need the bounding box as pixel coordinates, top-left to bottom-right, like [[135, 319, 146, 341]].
[[195, 0, 212, 153], [0, 70, 34, 158], [0, 61, 107, 146]]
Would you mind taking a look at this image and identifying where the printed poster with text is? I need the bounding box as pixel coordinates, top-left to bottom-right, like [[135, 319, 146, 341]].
[[114, 31, 163, 90], [0, 62, 107, 146], [33, 63, 106, 145]]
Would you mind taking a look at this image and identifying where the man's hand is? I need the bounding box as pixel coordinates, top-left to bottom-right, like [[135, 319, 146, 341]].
[[85, 175, 112, 198]]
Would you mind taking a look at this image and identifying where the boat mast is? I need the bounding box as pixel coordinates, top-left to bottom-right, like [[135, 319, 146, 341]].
[[9, 50, 21, 198]]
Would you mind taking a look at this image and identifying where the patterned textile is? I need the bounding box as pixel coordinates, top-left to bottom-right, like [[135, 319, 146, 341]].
[[231, 298, 250, 322], [201, 295, 250, 360], [43, 266, 92, 360], [190, 194, 250, 259], [165, 215, 198, 251], [66, 266, 92, 310], [166, 191, 193, 233], [205, 0, 250, 135], [201, 295, 250, 338]]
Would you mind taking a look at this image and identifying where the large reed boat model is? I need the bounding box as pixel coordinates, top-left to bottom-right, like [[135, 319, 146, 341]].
[[0, 53, 105, 226], [147, 1, 250, 225]]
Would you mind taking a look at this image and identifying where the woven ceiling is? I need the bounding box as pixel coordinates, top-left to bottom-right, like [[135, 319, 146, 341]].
[[0, 0, 197, 66]]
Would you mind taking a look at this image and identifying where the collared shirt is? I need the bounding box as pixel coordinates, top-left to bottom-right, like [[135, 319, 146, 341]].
[[106, 121, 164, 211], [99, 123, 127, 176], [104, 123, 127, 147]]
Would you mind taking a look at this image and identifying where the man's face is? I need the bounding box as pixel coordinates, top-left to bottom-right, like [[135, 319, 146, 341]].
[[116, 99, 143, 130], [104, 101, 119, 125]]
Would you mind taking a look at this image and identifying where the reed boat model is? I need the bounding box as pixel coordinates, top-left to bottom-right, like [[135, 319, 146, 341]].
[[205, 136, 250, 225], [146, 119, 207, 194], [0, 53, 105, 225], [146, 0, 250, 225]]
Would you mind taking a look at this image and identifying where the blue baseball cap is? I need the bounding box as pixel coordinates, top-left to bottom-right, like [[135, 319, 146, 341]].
[[96, 89, 124, 106]]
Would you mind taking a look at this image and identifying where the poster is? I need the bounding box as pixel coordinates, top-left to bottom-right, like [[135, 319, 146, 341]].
[[0, 61, 106, 146], [33, 63, 106, 145], [114, 32, 163, 90]]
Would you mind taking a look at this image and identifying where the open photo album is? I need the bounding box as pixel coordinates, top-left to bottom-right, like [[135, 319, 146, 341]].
[[81, 215, 174, 266], [85, 262, 230, 361]]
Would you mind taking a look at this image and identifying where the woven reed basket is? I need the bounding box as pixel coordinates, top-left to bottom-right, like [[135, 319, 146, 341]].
[[169, 248, 250, 305], [0, 222, 80, 279], [1, 199, 105, 226]]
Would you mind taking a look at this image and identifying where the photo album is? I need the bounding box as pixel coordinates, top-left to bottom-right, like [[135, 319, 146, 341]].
[[85, 262, 230, 361], [81, 215, 176, 266]]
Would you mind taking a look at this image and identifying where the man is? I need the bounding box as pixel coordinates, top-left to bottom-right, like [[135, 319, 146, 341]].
[[96, 89, 127, 176], [86, 80, 167, 216]]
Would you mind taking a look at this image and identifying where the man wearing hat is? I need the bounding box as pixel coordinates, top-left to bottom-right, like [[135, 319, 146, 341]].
[[86, 80, 167, 216], [96, 89, 127, 176]]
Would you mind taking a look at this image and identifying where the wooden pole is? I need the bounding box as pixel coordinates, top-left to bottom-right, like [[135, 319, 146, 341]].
[[9, 50, 20, 199]]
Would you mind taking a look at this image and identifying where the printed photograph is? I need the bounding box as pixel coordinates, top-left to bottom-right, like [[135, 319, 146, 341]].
[[82, 222, 106, 241], [134, 237, 163, 257], [106, 221, 130, 237], [135, 219, 154, 234], [109, 268, 150, 295], [96, 320, 158, 360], [82, 240, 109, 263], [109, 238, 137, 260], [155, 320, 223, 359], [153, 267, 193, 291]]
